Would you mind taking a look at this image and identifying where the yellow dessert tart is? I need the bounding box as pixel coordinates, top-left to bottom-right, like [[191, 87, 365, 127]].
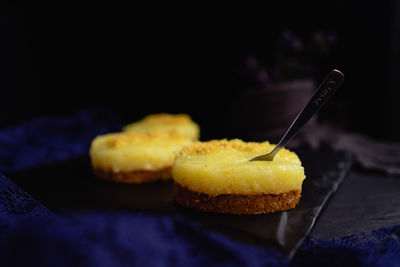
[[172, 139, 306, 214], [90, 131, 193, 183], [123, 113, 200, 140]]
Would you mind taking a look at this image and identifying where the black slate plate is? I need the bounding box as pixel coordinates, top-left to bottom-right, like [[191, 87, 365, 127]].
[[7, 146, 352, 258]]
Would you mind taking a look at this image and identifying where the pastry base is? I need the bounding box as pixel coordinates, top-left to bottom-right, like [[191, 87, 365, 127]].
[[93, 167, 171, 183], [174, 183, 301, 215]]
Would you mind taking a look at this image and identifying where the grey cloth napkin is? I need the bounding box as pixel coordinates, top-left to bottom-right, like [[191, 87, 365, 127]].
[[293, 123, 400, 176]]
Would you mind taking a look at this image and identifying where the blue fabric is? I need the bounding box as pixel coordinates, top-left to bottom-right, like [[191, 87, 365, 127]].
[[0, 108, 121, 173], [294, 228, 400, 267], [0, 109, 399, 267], [0, 211, 288, 267]]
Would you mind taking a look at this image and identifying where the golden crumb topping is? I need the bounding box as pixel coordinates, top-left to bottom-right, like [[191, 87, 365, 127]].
[[178, 139, 270, 156], [107, 131, 186, 149], [138, 113, 193, 125], [123, 114, 195, 131], [123, 113, 200, 140]]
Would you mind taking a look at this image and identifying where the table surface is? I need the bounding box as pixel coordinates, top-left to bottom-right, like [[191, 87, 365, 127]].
[[311, 168, 400, 239], [8, 157, 400, 242], [5, 147, 352, 258]]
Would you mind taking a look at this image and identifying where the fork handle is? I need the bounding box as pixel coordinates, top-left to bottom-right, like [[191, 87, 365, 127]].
[[275, 69, 344, 151], [251, 69, 344, 161]]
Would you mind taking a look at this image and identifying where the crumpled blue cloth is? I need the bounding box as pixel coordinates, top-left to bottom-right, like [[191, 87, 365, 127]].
[[0, 109, 399, 267], [0, 210, 287, 267], [0, 108, 121, 173]]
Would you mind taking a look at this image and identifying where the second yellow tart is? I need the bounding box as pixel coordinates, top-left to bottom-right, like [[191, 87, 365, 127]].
[[90, 131, 193, 183]]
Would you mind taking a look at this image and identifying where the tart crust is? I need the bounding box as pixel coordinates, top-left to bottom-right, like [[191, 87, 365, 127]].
[[93, 167, 171, 183], [174, 182, 301, 215]]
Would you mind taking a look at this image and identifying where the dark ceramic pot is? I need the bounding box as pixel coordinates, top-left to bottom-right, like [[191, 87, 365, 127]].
[[228, 79, 316, 143]]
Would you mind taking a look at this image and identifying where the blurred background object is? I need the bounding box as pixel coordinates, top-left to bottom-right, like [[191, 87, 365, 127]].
[[228, 29, 337, 142], [0, 1, 399, 142]]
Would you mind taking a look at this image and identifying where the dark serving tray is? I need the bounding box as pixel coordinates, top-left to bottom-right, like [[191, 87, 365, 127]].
[[7, 146, 352, 258]]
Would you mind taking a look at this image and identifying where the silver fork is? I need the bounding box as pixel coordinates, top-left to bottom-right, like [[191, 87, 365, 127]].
[[250, 69, 344, 162]]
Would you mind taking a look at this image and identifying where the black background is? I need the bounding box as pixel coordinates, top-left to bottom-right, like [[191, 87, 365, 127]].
[[1, 1, 399, 141]]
